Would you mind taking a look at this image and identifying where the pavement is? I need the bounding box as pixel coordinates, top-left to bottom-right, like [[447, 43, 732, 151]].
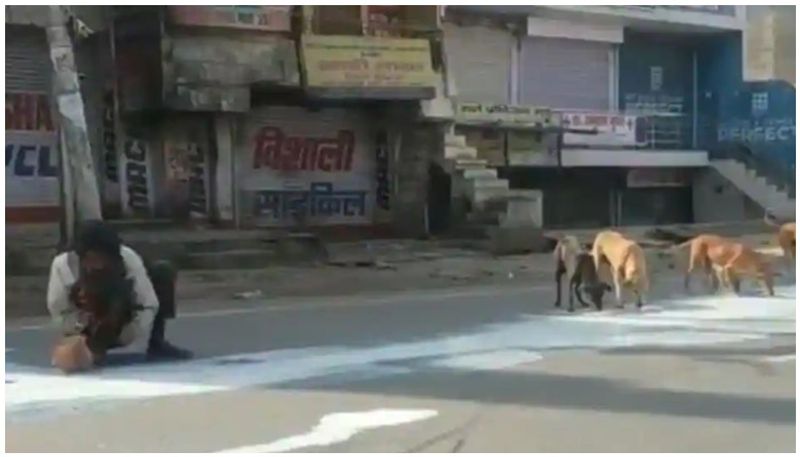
[[5, 264, 796, 453]]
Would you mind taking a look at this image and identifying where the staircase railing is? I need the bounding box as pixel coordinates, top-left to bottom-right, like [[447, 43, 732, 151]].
[[709, 142, 796, 199]]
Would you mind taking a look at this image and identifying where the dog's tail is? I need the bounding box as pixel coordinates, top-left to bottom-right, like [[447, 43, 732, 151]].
[[675, 238, 695, 250]]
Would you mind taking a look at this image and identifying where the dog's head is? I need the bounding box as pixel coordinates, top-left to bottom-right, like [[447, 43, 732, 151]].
[[582, 282, 612, 308]]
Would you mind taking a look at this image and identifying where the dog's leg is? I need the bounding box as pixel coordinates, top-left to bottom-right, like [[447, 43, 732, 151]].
[[724, 266, 740, 295], [612, 269, 624, 309], [568, 273, 578, 312], [554, 261, 565, 308], [567, 275, 577, 312], [574, 278, 590, 309]]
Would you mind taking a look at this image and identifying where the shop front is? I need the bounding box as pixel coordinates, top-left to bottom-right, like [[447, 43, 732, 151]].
[[235, 105, 381, 228], [6, 24, 59, 224]]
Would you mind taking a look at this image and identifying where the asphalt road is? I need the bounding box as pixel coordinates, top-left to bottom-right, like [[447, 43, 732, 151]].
[[6, 273, 797, 452]]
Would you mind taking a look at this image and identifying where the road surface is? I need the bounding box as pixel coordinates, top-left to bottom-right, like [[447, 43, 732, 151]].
[[6, 274, 796, 452]]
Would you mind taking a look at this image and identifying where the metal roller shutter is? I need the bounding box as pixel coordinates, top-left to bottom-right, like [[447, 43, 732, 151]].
[[237, 106, 377, 227], [520, 37, 611, 110], [6, 25, 51, 94], [443, 22, 512, 104]]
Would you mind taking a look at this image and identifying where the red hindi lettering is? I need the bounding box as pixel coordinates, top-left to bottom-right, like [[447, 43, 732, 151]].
[[253, 127, 283, 169], [253, 127, 355, 172], [316, 130, 354, 172]]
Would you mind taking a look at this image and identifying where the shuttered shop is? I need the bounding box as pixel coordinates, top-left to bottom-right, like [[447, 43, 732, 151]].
[[6, 25, 50, 93], [6, 25, 60, 223], [519, 37, 612, 110], [237, 106, 378, 228], [443, 22, 512, 103]]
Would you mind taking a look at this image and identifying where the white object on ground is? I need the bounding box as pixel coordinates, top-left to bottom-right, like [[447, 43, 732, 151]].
[[6, 285, 796, 420], [763, 354, 796, 363], [219, 409, 438, 453]]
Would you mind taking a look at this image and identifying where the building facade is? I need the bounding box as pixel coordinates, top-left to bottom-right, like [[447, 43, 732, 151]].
[[438, 5, 793, 228], [108, 6, 444, 236]]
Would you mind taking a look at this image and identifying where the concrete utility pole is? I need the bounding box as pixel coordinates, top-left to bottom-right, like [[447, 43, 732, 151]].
[[45, 5, 103, 243]]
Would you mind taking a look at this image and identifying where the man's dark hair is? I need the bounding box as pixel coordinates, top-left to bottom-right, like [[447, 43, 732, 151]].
[[74, 220, 122, 260]]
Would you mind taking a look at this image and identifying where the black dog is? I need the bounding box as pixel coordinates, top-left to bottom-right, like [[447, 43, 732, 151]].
[[555, 253, 611, 312]]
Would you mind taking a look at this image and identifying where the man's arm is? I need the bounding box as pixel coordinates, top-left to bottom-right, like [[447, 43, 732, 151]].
[[46, 254, 83, 335], [121, 246, 160, 340]]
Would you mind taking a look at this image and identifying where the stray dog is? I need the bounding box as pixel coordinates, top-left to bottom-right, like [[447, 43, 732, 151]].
[[709, 241, 777, 296], [591, 231, 649, 309], [764, 213, 795, 271], [671, 234, 731, 292], [553, 236, 611, 312]]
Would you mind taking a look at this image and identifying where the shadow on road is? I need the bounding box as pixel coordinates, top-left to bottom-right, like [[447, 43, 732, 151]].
[[268, 366, 795, 426]]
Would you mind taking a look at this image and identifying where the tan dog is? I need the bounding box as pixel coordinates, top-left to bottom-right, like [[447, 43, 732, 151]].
[[591, 231, 649, 309], [672, 234, 730, 292], [51, 335, 95, 374], [764, 214, 795, 271], [709, 241, 776, 296]]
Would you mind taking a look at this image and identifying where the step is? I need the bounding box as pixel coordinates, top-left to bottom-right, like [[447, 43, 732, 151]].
[[444, 134, 468, 148], [462, 168, 498, 180], [445, 145, 478, 160], [452, 158, 489, 169], [469, 178, 509, 191]]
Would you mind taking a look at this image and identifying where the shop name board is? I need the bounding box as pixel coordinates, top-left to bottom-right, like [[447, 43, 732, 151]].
[[123, 139, 151, 214], [604, 5, 734, 16], [718, 118, 796, 144], [6, 131, 59, 209], [168, 6, 291, 32], [375, 131, 390, 211], [301, 35, 436, 89], [188, 143, 208, 217], [455, 102, 556, 126], [254, 182, 367, 221], [6, 143, 57, 178], [561, 111, 638, 147], [6, 91, 59, 212], [6, 92, 54, 132], [253, 126, 356, 172]]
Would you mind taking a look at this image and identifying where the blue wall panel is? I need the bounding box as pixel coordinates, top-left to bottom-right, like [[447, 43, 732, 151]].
[[717, 80, 796, 171], [619, 31, 695, 148]]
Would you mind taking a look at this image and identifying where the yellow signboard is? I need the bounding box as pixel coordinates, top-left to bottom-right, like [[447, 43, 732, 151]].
[[301, 35, 436, 89]]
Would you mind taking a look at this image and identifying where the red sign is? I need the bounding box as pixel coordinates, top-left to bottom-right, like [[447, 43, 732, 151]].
[[6, 93, 54, 132], [253, 127, 355, 172], [561, 111, 638, 148], [168, 6, 291, 32]]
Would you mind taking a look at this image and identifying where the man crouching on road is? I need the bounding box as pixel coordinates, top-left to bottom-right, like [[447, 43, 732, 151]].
[[47, 220, 192, 373]]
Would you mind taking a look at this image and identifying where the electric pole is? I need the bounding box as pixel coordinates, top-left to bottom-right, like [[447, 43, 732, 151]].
[[45, 5, 103, 244]]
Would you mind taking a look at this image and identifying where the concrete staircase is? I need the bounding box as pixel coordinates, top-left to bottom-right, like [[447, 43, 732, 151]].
[[440, 133, 545, 245], [442, 133, 511, 214], [711, 159, 795, 219]]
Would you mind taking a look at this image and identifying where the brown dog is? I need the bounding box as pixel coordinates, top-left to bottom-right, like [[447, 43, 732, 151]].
[[679, 234, 776, 296], [672, 234, 730, 292], [553, 236, 610, 312], [711, 242, 776, 296], [591, 231, 649, 309], [764, 214, 796, 271]]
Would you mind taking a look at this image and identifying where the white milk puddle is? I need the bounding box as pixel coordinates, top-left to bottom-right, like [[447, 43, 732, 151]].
[[429, 349, 543, 370], [763, 354, 796, 363], [219, 409, 438, 453], [7, 285, 796, 420]]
